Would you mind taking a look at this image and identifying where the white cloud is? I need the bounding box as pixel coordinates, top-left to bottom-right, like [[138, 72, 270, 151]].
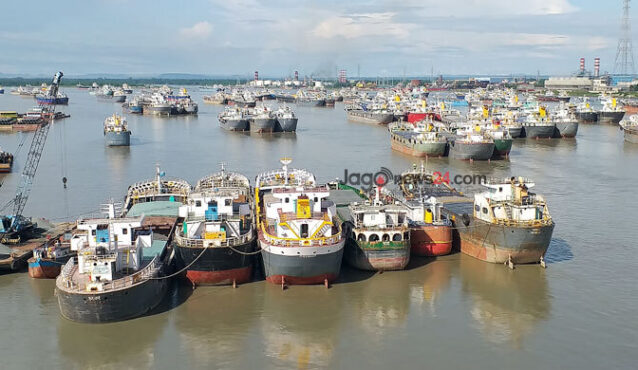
[[179, 21, 213, 40], [312, 12, 412, 39], [395, 0, 577, 17]]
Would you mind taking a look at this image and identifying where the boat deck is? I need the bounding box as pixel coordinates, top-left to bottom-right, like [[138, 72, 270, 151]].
[[126, 200, 182, 218], [328, 189, 367, 207]]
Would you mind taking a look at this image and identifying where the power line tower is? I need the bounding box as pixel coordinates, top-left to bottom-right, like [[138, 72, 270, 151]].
[[614, 0, 636, 76]]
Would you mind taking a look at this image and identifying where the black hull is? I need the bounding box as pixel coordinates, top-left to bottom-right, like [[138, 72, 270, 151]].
[[56, 278, 168, 323], [175, 239, 255, 285]]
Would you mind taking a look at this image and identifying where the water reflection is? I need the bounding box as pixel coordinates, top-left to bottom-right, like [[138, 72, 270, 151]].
[[459, 254, 550, 349], [409, 258, 454, 314], [57, 310, 168, 368], [174, 283, 262, 367], [350, 270, 411, 339], [28, 278, 56, 306], [261, 284, 344, 369]]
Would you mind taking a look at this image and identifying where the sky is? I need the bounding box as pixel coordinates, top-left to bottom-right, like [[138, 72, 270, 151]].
[[0, 0, 631, 77]]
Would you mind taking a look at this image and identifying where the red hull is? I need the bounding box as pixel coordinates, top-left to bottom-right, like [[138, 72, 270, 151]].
[[185, 266, 252, 286], [410, 224, 453, 257], [28, 265, 61, 279], [265, 273, 337, 285]]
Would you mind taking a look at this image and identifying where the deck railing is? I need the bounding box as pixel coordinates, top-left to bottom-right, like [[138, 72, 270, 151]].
[[57, 255, 161, 292], [174, 230, 254, 248]]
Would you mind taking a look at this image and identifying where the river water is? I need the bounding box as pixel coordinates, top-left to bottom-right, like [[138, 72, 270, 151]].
[[0, 88, 636, 369]]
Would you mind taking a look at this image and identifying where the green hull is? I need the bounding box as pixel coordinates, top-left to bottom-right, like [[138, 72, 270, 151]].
[[345, 238, 411, 271], [493, 139, 512, 157]]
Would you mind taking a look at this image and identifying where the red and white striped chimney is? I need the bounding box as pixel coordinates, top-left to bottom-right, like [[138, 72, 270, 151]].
[[594, 58, 600, 77], [254, 71, 259, 81], [580, 58, 585, 74]]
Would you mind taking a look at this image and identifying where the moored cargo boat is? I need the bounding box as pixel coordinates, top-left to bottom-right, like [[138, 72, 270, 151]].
[[598, 97, 625, 125], [338, 186, 410, 271], [256, 158, 344, 285], [55, 210, 170, 323], [28, 234, 75, 279], [397, 165, 453, 256], [346, 108, 394, 125], [103, 114, 131, 146], [274, 105, 298, 132], [449, 131, 494, 160], [174, 166, 256, 286], [247, 106, 276, 133], [218, 107, 248, 131], [442, 177, 554, 265], [389, 121, 447, 157]]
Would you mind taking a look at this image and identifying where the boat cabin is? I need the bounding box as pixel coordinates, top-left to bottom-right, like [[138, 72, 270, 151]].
[[473, 178, 551, 224], [71, 216, 152, 285]]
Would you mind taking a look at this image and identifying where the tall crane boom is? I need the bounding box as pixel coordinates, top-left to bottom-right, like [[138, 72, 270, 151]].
[[10, 71, 63, 231]]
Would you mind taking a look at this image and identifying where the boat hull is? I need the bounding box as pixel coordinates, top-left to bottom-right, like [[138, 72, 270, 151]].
[[449, 141, 494, 160], [146, 106, 172, 115], [344, 239, 410, 271], [35, 96, 68, 105], [410, 223, 453, 256], [444, 205, 554, 264], [260, 240, 344, 285], [575, 111, 598, 124], [523, 125, 555, 139], [391, 136, 447, 157], [56, 278, 167, 323], [126, 105, 143, 114], [175, 240, 255, 286], [274, 117, 298, 132], [219, 118, 248, 131], [505, 126, 523, 138], [28, 256, 73, 279], [624, 127, 638, 143], [347, 110, 394, 125], [295, 99, 325, 107], [112, 95, 127, 103], [554, 121, 579, 138], [599, 111, 625, 125], [104, 131, 131, 146], [249, 118, 276, 133], [492, 139, 513, 158]]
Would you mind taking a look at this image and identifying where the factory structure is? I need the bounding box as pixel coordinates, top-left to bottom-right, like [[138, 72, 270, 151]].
[[545, 57, 638, 92]]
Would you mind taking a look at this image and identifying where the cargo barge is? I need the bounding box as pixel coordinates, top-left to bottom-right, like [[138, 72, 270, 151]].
[[338, 186, 411, 271], [174, 167, 256, 286], [256, 158, 344, 286], [440, 177, 554, 265]]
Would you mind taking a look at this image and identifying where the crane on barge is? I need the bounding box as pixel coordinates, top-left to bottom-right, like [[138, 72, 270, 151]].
[[0, 71, 64, 243]]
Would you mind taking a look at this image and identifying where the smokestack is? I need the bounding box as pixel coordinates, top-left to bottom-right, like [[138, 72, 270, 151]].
[[294, 71, 299, 81], [594, 57, 600, 77], [580, 58, 585, 74], [254, 71, 259, 81]]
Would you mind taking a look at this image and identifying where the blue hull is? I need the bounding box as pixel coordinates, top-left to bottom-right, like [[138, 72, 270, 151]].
[[36, 96, 69, 105]]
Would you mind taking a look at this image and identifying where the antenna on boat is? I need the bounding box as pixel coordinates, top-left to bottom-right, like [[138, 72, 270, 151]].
[[155, 163, 163, 193], [280, 157, 292, 185], [220, 162, 226, 187]]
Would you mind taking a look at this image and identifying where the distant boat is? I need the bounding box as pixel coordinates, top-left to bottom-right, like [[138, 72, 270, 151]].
[[103, 114, 131, 146]]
